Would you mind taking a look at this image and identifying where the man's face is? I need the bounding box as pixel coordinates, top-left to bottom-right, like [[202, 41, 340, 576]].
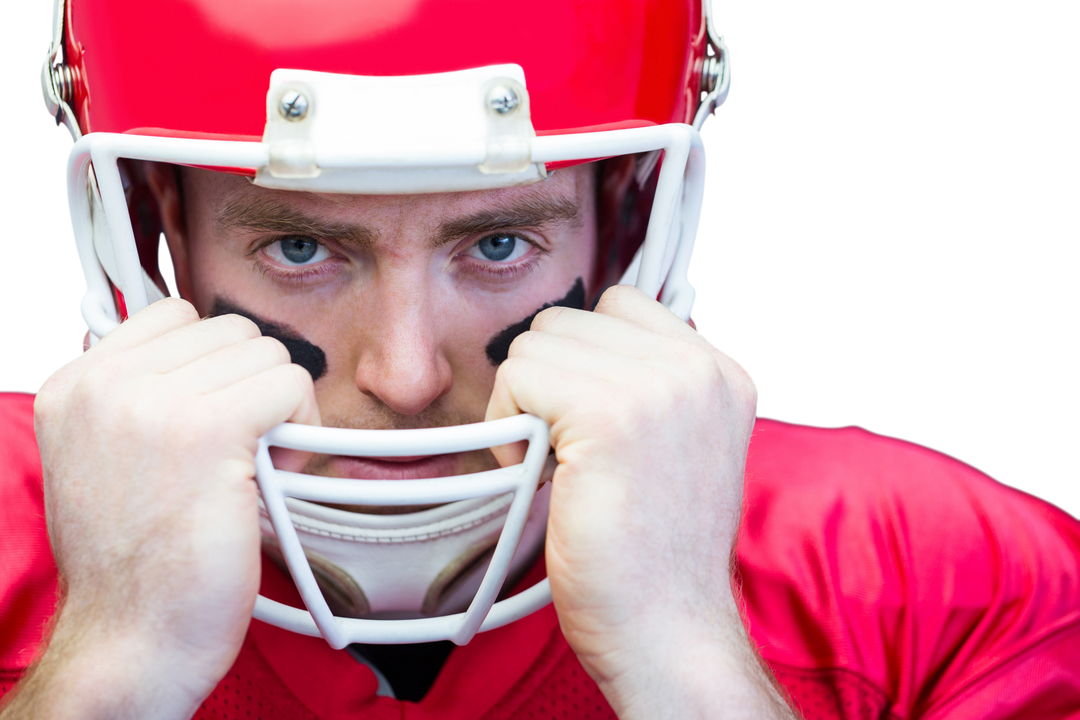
[[165, 166, 597, 484]]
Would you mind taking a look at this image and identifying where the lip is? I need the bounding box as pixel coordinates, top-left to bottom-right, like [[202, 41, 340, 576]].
[[326, 453, 462, 481]]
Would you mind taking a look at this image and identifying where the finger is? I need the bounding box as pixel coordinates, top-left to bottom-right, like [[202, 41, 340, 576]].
[[175, 336, 318, 473], [533, 287, 735, 369], [486, 355, 614, 440], [593, 285, 704, 344], [508, 329, 665, 384], [124, 313, 262, 375], [583, 290, 754, 407], [528, 303, 692, 364], [487, 353, 561, 466], [38, 297, 204, 395], [207, 363, 322, 439], [168, 336, 292, 395], [87, 298, 202, 360], [268, 446, 314, 473]]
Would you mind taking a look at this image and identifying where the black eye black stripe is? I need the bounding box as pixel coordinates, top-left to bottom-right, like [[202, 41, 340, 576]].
[[484, 277, 586, 367], [210, 298, 328, 382]]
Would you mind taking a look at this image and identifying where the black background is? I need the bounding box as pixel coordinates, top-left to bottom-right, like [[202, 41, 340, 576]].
[[6, 12, 1071, 518]]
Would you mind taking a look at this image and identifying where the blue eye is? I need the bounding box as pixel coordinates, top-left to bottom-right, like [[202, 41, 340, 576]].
[[478, 234, 516, 261], [281, 236, 318, 263], [265, 236, 331, 266]]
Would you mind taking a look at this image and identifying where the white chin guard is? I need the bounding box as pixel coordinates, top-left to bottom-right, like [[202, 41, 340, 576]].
[[253, 414, 553, 648]]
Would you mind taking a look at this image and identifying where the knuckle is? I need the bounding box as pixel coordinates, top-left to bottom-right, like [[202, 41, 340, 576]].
[[712, 346, 753, 389], [609, 366, 672, 420], [155, 297, 200, 324], [506, 330, 538, 358], [608, 374, 664, 432], [126, 386, 168, 427], [693, 345, 757, 419], [284, 361, 314, 392], [72, 361, 114, 407], [212, 312, 261, 340], [34, 363, 78, 416], [654, 368, 685, 405], [729, 363, 758, 413], [282, 365, 316, 411], [530, 305, 567, 331], [644, 344, 729, 414], [258, 335, 292, 365], [687, 345, 724, 386], [494, 356, 522, 387], [594, 284, 638, 315], [33, 383, 60, 425]]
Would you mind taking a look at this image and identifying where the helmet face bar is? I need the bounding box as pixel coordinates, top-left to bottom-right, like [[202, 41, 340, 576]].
[[48, 0, 729, 646], [254, 415, 554, 647]]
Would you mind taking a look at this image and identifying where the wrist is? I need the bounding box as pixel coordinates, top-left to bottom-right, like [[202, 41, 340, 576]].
[[5, 610, 211, 720], [587, 595, 794, 720]]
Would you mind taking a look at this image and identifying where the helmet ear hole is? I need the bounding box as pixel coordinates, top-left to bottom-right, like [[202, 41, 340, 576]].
[[118, 158, 169, 299], [593, 154, 659, 300]]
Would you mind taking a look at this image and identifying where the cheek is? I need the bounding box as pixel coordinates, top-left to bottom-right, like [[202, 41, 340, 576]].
[[184, 237, 249, 315], [210, 299, 329, 382], [484, 278, 586, 366]]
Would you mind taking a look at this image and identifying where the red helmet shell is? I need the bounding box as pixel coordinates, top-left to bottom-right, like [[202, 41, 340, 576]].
[[66, 0, 705, 139]]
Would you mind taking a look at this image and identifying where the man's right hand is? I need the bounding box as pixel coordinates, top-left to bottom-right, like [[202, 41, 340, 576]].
[[2, 298, 319, 720]]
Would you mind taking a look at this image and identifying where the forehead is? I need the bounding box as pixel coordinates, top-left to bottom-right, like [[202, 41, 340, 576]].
[[182, 164, 595, 230]]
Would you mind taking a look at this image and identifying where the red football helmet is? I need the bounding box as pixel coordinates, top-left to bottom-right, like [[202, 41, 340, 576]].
[[42, 0, 729, 647]]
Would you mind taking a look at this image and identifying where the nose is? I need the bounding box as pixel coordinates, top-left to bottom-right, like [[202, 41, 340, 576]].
[[353, 279, 453, 417]]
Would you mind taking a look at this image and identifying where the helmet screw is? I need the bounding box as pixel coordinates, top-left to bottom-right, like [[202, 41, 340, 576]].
[[700, 55, 721, 94], [279, 90, 310, 121], [487, 86, 520, 115]]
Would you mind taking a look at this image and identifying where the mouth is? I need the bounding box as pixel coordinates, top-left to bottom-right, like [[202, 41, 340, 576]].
[[325, 453, 464, 482], [311, 453, 468, 514]]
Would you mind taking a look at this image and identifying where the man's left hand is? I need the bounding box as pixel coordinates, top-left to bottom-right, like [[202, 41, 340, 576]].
[[487, 285, 793, 719]]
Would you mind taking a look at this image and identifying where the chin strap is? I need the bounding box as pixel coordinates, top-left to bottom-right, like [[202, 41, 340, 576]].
[[259, 482, 551, 620]]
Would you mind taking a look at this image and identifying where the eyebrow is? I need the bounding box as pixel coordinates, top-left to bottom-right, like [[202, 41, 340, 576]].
[[432, 196, 582, 248], [215, 191, 581, 250], [216, 195, 378, 249]]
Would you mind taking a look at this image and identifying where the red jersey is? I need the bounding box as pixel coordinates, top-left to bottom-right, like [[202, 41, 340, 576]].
[[2, 390, 1078, 718]]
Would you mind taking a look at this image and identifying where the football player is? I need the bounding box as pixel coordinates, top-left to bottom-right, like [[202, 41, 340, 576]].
[[2, 0, 1078, 718]]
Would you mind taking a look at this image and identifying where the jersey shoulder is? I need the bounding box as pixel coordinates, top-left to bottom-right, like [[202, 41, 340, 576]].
[[741, 419, 1080, 719], [0, 393, 58, 676]]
